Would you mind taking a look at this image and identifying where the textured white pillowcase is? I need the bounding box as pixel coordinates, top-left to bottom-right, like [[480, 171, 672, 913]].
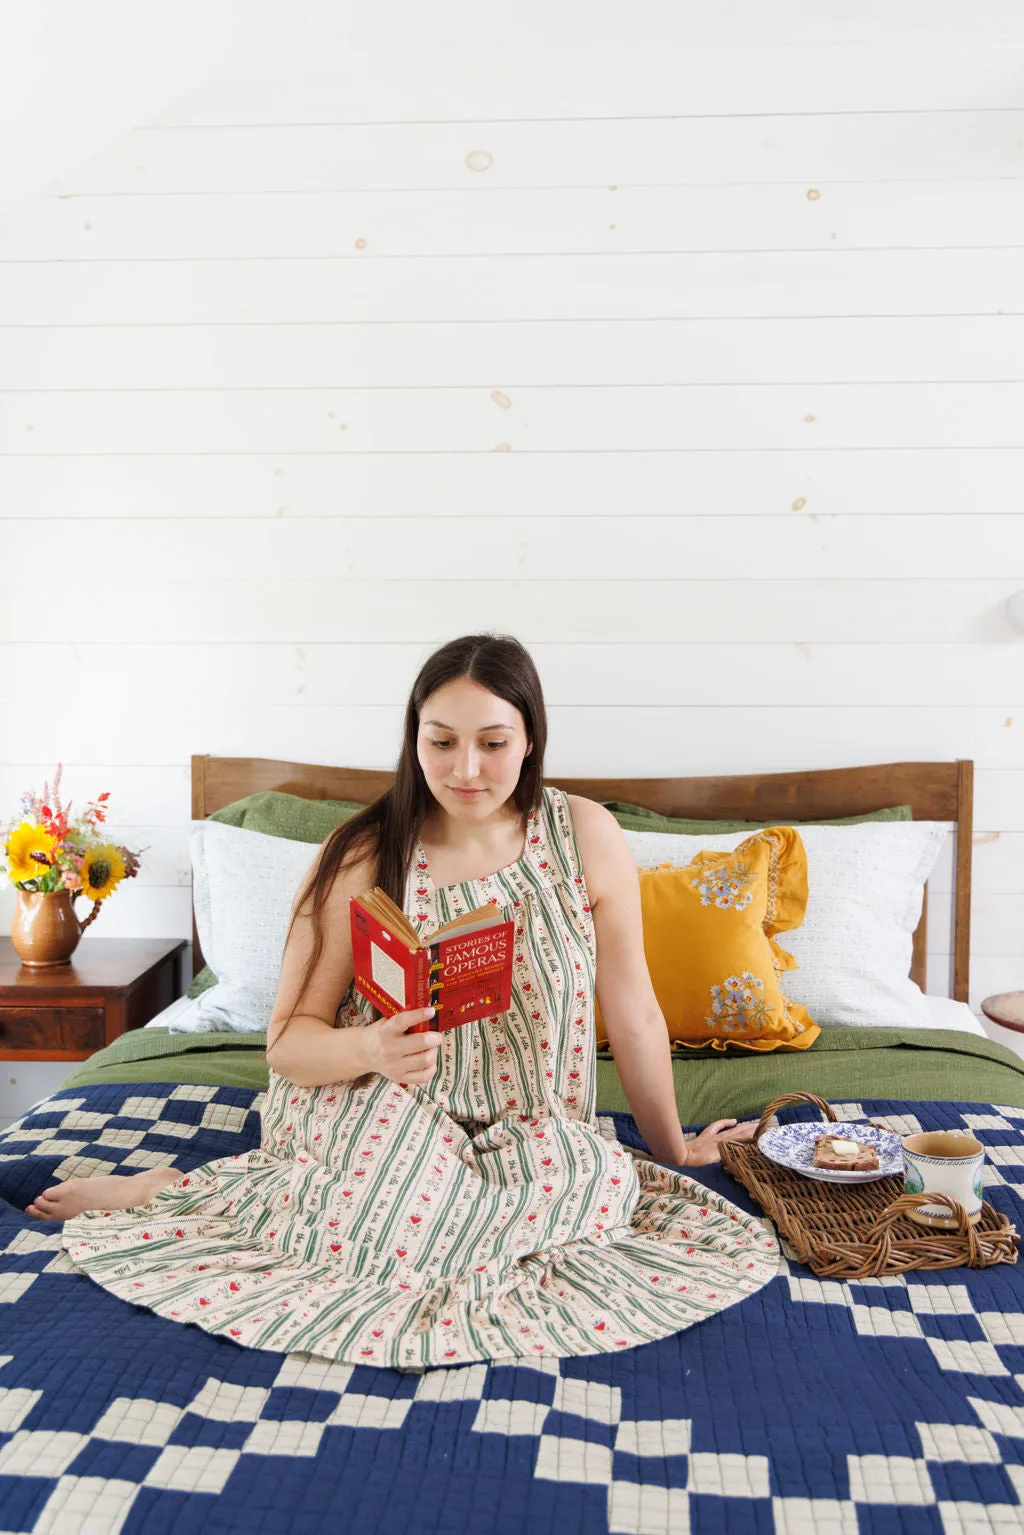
[[622, 821, 951, 1029], [188, 820, 318, 1033]]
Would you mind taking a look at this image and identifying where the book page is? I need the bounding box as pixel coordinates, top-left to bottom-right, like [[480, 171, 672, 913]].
[[358, 888, 418, 945], [370, 940, 406, 1008]]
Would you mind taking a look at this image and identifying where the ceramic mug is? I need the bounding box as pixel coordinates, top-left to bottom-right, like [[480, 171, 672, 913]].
[[901, 1130, 985, 1228]]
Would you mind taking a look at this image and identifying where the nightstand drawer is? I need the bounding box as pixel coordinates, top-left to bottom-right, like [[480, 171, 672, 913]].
[[0, 937, 187, 1066], [0, 1006, 106, 1053]]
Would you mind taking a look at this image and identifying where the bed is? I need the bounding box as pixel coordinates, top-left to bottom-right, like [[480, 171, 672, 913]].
[[0, 754, 1022, 1535]]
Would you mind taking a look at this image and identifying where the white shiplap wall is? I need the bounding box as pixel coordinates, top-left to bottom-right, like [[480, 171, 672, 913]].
[[2, 11, 1023, 1058]]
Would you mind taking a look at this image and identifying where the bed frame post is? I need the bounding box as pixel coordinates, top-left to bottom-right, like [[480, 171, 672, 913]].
[[954, 758, 973, 1004], [190, 754, 207, 979]]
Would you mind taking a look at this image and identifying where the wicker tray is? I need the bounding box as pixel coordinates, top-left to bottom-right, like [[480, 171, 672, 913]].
[[718, 1092, 1020, 1279]]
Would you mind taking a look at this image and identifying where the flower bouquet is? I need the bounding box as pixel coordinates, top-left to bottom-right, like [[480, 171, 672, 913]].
[[2, 765, 146, 966]]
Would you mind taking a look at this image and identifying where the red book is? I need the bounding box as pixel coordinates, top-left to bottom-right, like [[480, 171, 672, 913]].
[[350, 886, 514, 1031]]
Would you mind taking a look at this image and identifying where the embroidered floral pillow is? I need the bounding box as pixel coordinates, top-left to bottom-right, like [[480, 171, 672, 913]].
[[595, 826, 819, 1054]]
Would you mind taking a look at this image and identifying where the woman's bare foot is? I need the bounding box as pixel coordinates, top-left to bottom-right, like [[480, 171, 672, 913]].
[[25, 1166, 185, 1222]]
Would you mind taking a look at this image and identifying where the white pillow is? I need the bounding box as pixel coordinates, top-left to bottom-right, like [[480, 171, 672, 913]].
[[622, 821, 950, 1029], [187, 821, 318, 1033]]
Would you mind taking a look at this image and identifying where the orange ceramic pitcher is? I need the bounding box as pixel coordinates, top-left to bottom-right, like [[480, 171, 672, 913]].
[[11, 889, 102, 967]]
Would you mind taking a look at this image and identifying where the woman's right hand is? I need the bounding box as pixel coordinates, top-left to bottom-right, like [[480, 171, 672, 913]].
[[360, 1007, 443, 1086]]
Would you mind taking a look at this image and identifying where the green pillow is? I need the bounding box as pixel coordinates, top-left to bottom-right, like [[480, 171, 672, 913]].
[[206, 789, 367, 843], [601, 801, 913, 834], [187, 968, 219, 998], [187, 790, 366, 998]]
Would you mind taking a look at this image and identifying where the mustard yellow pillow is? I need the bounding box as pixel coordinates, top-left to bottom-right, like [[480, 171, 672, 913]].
[[595, 825, 819, 1054]]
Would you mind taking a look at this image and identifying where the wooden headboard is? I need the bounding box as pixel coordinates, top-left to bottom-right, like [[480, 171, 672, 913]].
[[190, 756, 974, 1003]]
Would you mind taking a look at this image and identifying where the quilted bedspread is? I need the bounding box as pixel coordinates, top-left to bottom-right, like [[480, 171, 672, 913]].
[[0, 1086, 1023, 1534]]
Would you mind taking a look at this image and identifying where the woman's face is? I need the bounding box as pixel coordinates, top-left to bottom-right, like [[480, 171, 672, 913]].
[[417, 678, 532, 821]]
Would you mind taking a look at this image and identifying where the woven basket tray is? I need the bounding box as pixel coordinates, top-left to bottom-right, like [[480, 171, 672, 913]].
[[718, 1092, 1020, 1279]]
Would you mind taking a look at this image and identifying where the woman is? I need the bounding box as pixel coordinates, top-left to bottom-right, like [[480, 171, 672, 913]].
[[28, 633, 778, 1368]]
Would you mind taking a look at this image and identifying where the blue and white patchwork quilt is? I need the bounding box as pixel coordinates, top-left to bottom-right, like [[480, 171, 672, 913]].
[[0, 1085, 1022, 1534]]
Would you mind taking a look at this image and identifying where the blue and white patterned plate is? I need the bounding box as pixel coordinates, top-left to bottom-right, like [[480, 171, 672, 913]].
[[758, 1121, 904, 1184]]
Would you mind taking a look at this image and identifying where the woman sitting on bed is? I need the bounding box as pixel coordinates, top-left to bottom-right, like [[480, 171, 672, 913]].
[[26, 632, 777, 1369]]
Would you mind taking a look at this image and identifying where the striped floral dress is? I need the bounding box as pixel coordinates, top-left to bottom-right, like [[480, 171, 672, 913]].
[[61, 786, 779, 1368]]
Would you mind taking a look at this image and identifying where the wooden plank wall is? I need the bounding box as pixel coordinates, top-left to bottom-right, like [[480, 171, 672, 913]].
[[2, 4, 1023, 1016]]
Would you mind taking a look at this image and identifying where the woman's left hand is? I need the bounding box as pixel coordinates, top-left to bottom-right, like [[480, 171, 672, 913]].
[[685, 1118, 757, 1166]]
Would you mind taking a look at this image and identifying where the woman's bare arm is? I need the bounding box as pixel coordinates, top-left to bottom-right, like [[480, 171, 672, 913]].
[[264, 849, 377, 1088], [569, 799, 691, 1163], [571, 797, 756, 1166]]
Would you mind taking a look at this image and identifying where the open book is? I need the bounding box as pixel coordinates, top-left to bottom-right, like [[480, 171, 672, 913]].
[[349, 887, 515, 1030]]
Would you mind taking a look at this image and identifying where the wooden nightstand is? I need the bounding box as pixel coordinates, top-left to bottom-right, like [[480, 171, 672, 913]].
[[0, 937, 187, 1061]]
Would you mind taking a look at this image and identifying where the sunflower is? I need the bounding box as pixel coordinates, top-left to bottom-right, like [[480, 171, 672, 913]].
[[5, 823, 56, 884], [80, 844, 127, 901]]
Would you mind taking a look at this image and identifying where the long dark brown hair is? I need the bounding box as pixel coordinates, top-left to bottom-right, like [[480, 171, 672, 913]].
[[274, 632, 548, 1039]]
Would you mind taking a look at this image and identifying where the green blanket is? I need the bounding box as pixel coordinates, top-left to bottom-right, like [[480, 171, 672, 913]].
[[58, 1026, 1024, 1120]]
